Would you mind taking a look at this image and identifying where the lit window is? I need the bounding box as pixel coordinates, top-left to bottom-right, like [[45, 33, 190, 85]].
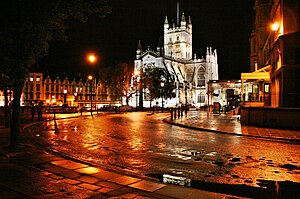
[[264, 85, 269, 93], [29, 77, 34, 82], [36, 77, 40, 82]]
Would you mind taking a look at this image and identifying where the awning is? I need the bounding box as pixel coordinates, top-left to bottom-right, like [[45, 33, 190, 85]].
[[241, 65, 270, 81]]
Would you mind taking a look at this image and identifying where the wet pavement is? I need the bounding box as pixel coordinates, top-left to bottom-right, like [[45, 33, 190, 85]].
[[163, 111, 300, 142], [0, 111, 300, 198]]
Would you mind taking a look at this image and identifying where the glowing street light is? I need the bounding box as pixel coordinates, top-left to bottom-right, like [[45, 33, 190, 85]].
[[271, 22, 279, 32], [63, 89, 67, 104], [86, 53, 98, 64]]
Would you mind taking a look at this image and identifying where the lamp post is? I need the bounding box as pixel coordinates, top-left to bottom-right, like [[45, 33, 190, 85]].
[[160, 81, 165, 113], [184, 80, 187, 114], [134, 70, 140, 109], [88, 75, 93, 117], [63, 89, 67, 112], [73, 92, 77, 107], [63, 89, 67, 104]]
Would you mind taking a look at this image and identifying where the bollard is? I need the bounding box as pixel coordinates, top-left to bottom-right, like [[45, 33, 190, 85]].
[[178, 107, 180, 118], [174, 108, 177, 119], [185, 105, 187, 116], [170, 109, 173, 121]]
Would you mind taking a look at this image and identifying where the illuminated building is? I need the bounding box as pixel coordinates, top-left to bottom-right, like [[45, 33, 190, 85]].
[[244, 0, 300, 108], [241, 0, 300, 129], [18, 73, 120, 108], [128, 4, 219, 108]]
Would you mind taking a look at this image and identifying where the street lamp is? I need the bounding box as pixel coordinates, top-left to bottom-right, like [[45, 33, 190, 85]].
[[160, 81, 165, 113], [63, 89, 67, 104], [86, 53, 98, 65], [88, 75, 93, 117], [73, 92, 77, 106]]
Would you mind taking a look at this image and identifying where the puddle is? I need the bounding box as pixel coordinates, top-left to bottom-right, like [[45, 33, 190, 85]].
[[146, 173, 300, 198]]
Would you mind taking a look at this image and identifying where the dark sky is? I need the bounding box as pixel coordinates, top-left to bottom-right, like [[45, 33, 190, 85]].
[[39, 0, 254, 79]]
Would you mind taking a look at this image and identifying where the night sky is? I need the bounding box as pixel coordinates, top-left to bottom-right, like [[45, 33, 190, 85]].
[[39, 0, 255, 79]]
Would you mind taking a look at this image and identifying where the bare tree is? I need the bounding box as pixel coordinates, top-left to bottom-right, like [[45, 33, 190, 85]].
[[0, 1, 111, 148]]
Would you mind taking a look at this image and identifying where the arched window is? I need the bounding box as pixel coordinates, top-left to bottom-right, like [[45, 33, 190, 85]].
[[197, 72, 205, 86], [186, 67, 193, 82], [197, 92, 205, 103]]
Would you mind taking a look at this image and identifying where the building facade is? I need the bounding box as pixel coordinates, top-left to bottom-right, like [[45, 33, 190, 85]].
[[128, 10, 219, 108], [18, 73, 121, 108], [247, 0, 300, 107]]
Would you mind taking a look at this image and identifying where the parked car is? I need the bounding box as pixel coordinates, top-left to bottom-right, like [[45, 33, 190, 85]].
[[120, 105, 132, 112]]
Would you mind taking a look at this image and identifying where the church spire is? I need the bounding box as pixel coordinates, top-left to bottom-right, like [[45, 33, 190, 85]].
[[164, 16, 169, 24], [157, 37, 163, 57], [136, 40, 142, 59], [188, 16, 192, 24], [181, 12, 186, 28], [177, 2, 180, 27], [187, 16, 192, 32], [164, 16, 169, 32]]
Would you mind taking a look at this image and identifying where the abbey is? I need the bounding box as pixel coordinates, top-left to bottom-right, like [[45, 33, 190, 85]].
[[130, 9, 219, 108]]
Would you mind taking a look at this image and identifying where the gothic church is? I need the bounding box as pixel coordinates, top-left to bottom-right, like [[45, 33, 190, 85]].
[[128, 6, 219, 108]]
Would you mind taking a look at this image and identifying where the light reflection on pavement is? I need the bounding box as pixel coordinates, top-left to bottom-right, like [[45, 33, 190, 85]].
[[28, 112, 300, 187]]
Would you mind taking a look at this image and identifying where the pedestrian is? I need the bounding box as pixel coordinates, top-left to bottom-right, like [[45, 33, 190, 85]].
[[37, 102, 43, 121], [30, 103, 35, 121]]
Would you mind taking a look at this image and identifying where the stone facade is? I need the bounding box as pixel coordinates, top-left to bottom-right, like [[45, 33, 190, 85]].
[[129, 11, 219, 108]]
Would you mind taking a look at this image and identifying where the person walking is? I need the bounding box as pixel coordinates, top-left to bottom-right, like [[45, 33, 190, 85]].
[[37, 102, 43, 121], [31, 103, 35, 121]]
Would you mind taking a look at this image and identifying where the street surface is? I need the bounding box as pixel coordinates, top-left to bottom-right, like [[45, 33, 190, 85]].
[[26, 112, 300, 190]]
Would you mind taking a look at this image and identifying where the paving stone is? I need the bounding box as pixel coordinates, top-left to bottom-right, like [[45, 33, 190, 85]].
[[78, 183, 101, 191], [96, 181, 123, 189], [75, 166, 103, 174], [77, 175, 101, 184], [47, 173, 64, 180], [108, 175, 141, 185], [51, 159, 88, 170], [116, 192, 139, 198], [44, 164, 81, 178], [186, 189, 228, 199], [129, 180, 166, 192], [60, 178, 81, 185], [154, 185, 194, 198], [98, 187, 113, 193], [92, 170, 123, 180]]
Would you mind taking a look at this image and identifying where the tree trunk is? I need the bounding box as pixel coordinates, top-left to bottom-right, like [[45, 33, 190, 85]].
[[10, 83, 22, 148], [4, 89, 10, 128]]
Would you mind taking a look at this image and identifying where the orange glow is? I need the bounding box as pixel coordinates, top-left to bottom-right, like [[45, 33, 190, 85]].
[[134, 70, 140, 76], [271, 22, 279, 31], [88, 75, 93, 80], [86, 53, 97, 64]]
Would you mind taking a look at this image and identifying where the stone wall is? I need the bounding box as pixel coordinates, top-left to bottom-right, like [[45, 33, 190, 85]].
[[240, 106, 300, 130]]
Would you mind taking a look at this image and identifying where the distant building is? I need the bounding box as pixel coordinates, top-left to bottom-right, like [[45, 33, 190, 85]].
[[127, 5, 219, 108], [0, 73, 121, 108]]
